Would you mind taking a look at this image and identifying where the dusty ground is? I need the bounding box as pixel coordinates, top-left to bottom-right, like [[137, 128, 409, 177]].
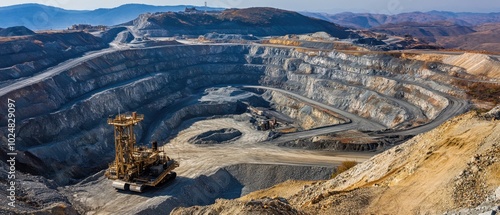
[[239, 180, 320, 201], [401, 52, 449, 62], [167, 117, 373, 179], [63, 116, 375, 214], [173, 111, 500, 214], [296, 111, 500, 214]]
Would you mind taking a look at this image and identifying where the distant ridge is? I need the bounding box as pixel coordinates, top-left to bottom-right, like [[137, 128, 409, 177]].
[[0, 26, 35, 36], [301, 11, 500, 29], [0, 3, 223, 30]]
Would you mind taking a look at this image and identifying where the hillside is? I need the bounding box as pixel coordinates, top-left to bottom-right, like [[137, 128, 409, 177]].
[[372, 22, 500, 52], [435, 23, 500, 52], [443, 53, 500, 79], [371, 21, 475, 42], [172, 110, 500, 214], [301, 11, 500, 52], [129, 7, 355, 38], [0, 26, 35, 36], [0, 3, 222, 30], [303, 11, 500, 29]]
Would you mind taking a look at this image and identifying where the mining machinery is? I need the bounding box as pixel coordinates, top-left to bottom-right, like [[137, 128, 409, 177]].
[[105, 112, 179, 192]]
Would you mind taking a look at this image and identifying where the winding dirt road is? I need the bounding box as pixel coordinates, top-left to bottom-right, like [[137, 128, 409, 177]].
[[242, 85, 469, 142]]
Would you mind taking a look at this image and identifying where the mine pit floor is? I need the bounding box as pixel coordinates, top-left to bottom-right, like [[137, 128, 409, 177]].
[[65, 117, 375, 214]]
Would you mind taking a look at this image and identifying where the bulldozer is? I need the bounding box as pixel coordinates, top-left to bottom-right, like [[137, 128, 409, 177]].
[[105, 112, 179, 192]]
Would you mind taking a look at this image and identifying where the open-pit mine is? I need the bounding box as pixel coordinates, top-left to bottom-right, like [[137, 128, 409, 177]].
[[0, 6, 499, 215]]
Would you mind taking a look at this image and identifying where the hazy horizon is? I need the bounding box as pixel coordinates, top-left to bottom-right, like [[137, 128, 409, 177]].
[[0, 0, 499, 14]]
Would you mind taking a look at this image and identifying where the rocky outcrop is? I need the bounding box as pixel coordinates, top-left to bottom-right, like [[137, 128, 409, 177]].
[[0, 161, 77, 214], [484, 106, 500, 120], [290, 112, 500, 214], [264, 90, 347, 129], [172, 197, 304, 215]]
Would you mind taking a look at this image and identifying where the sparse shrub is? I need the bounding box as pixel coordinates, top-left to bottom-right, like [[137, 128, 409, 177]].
[[331, 160, 357, 179], [453, 80, 500, 105]]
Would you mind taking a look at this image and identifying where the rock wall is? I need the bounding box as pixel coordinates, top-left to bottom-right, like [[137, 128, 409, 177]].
[[0, 44, 462, 184], [0, 32, 107, 82], [252, 45, 455, 127], [264, 90, 347, 130], [0, 45, 264, 183]]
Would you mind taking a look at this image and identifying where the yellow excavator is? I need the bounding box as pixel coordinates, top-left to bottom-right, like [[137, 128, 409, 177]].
[[105, 112, 179, 192]]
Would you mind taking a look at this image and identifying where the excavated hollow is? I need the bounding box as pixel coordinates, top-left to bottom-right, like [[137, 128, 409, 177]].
[[0, 44, 461, 185]]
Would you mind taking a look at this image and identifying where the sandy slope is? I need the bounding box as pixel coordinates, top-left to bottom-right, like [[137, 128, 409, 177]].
[[443, 53, 500, 79], [173, 111, 500, 214]]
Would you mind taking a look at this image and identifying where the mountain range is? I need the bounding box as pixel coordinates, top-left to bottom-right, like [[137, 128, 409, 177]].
[[302, 11, 500, 29], [2, 3, 500, 31], [0, 3, 222, 30], [301, 10, 500, 52], [2, 4, 500, 31]]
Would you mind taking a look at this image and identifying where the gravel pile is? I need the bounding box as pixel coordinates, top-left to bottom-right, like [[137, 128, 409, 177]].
[[452, 144, 500, 208], [189, 128, 242, 144]]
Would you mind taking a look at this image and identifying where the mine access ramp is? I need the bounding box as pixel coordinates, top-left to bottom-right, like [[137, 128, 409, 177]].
[[105, 112, 179, 192]]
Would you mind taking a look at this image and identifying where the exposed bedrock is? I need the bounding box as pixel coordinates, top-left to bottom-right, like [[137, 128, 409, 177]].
[[2, 45, 265, 184], [0, 32, 107, 82], [264, 90, 348, 130], [0, 161, 78, 214], [252, 46, 455, 128], [0, 44, 463, 184]]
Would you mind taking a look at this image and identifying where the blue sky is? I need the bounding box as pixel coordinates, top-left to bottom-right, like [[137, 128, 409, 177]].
[[1, 0, 499, 13]]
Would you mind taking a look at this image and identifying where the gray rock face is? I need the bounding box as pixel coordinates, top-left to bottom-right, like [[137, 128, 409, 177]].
[[0, 32, 107, 82], [484, 106, 500, 120], [0, 43, 463, 187], [0, 161, 77, 214], [264, 90, 347, 129]]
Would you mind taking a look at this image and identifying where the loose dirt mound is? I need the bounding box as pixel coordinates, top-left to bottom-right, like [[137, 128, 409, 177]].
[[172, 197, 305, 215], [443, 53, 500, 79], [174, 111, 500, 214], [188, 128, 242, 144]]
